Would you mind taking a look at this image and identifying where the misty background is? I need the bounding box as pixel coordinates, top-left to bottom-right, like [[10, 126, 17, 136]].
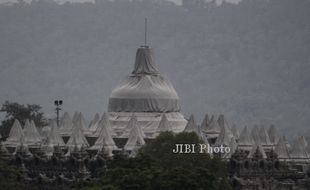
[[0, 0, 309, 136]]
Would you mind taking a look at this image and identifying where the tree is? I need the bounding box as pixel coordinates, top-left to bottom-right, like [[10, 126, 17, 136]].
[[0, 101, 47, 139], [70, 132, 232, 190], [0, 159, 39, 190]]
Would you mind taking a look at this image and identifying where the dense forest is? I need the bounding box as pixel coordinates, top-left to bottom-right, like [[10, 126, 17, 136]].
[[0, 0, 309, 136]]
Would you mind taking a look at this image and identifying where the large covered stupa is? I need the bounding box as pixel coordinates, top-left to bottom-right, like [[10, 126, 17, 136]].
[[107, 46, 187, 138]]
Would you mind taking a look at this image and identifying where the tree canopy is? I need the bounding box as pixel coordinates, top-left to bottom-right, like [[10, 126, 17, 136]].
[[0, 101, 47, 138], [0, 159, 38, 190], [71, 132, 232, 190]]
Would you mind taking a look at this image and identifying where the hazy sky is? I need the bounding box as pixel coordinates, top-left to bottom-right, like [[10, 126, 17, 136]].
[[0, 0, 242, 5], [1, 0, 308, 136]]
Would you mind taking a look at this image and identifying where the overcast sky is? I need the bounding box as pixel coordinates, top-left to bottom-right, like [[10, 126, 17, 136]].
[[1, 0, 308, 136], [0, 0, 242, 5]]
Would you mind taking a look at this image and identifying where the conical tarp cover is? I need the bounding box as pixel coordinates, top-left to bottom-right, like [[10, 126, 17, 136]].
[[231, 124, 240, 139], [67, 117, 89, 148], [200, 114, 209, 132], [75, 112, 88, 132], [300, 135, 308, 148], [90, 114, 117, 155], [290, 136, 309, 159], [217, 115, 230, 130], [157, 114, 172, 132], [184, 115, 200, 134], [46, 120, 65, 147], [251, 125, 261, 144], [72, 112, 79, 123], [200, 130, 209, 144], [89, 113, 100, 132], [307, 144, 310, 156], [275, 137, 290, 159], [5, 119, 24, 146], [205, 115, 221, 134], [124, 114, 139, 136], [94, 113, 116, 137], [268, 125, 280, 145], [23, 120, 41, 145], [259, 126, 272, 146], [132, 47, 159, 75], [108, 46, 180, 113], [59, 112, 73, 134], [124, 122, 146, 151], [223, 137, 237, 159], [215, 123, 234, 146], [248, 143, 267, 159], [238, 126, 254, 146]]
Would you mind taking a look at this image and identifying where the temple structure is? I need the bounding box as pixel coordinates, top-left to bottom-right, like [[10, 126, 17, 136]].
[[1, 46, 310, 190], [107, 46, 187, 138]]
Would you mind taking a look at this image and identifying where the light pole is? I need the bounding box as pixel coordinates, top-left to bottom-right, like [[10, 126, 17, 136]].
[[54, 100, 63, 127]]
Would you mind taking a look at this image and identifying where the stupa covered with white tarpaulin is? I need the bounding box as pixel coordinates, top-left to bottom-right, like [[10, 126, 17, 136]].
[[108, 46, 187, 138]]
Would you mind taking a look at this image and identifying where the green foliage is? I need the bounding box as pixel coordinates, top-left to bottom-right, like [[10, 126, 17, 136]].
[[139, 132, 212, 169], [0, 101, 47, 139], [71, 132, 232, 190], [0, 159, 37, 190]]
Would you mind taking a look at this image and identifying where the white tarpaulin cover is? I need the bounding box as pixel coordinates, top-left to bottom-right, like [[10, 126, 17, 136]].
[[200, 114, 209, 132], [67, 117, 89, 149], [89, 113, 100, 132], [76, 112, 88, 130], [46, 120, 65, 147], [93, 113, 116, 137], [259, 126, 272, 146], [72, 112, 79, 123], [132, 47, 159, 75], [59, 112, 74, 136], [108, 47, 180, 113], [156, 114, 172, 133], [23, 120, 41, 146], [124, 121, 146, 151], [5, 119, 24, 147], [275, 137, 290, 159], [184, 115, 199, 134], [238, 126, 254, 149], [251, 125, 261, 144], [268, 124, 280, 145], [215, 123, 234, 147], [223, 137, 237, 159], [90, 114, 118, 156], [290, 136, 309, 159], [107, 46, 187, 136], [231, 124, 240, 139], [109, 112, 186, 138], [300, 136, 308, 148], [248, 143, 267, 159], [204, 115, 221, 139], [205, 115, 221, 133]]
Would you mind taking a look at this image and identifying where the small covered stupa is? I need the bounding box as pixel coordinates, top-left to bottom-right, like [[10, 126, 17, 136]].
[[156, 114, 173, 134], [5, 119, 24, 148], [108, 46, 187, 138]]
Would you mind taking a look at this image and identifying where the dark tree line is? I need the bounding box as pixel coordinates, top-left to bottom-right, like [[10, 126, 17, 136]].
[[0, 101, 47, 139], [70, 132, 232, 190]]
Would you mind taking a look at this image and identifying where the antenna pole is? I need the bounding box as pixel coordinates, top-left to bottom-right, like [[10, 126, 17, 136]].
[[144, 18, 147, 47]]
